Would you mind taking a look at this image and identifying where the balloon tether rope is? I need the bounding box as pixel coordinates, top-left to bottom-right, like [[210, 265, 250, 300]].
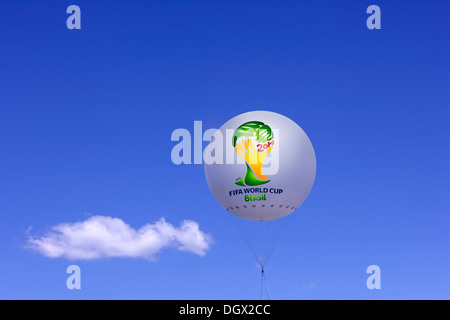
[[260, 267, 271, 300]]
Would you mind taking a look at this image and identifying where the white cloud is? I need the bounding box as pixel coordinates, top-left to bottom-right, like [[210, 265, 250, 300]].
[[26, 215, 213, 260], [301, 277, 317, 290]]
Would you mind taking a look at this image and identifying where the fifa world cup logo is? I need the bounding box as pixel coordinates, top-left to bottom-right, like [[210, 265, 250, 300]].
[[233, 121, 274, 186]]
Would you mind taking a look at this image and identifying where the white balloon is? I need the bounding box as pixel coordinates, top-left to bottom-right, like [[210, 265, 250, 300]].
[[204, 111, 316, 221]]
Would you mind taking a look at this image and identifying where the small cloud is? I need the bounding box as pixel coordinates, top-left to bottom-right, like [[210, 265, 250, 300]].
[[26, 215, 213, 260], [302, 277, 317, 290]]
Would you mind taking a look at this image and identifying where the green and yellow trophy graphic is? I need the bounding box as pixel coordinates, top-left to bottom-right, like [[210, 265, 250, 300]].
[[232, 121, 275, 186]]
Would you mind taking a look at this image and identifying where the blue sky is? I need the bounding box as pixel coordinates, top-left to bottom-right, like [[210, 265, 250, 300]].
[[0, 0, 448, 299]]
